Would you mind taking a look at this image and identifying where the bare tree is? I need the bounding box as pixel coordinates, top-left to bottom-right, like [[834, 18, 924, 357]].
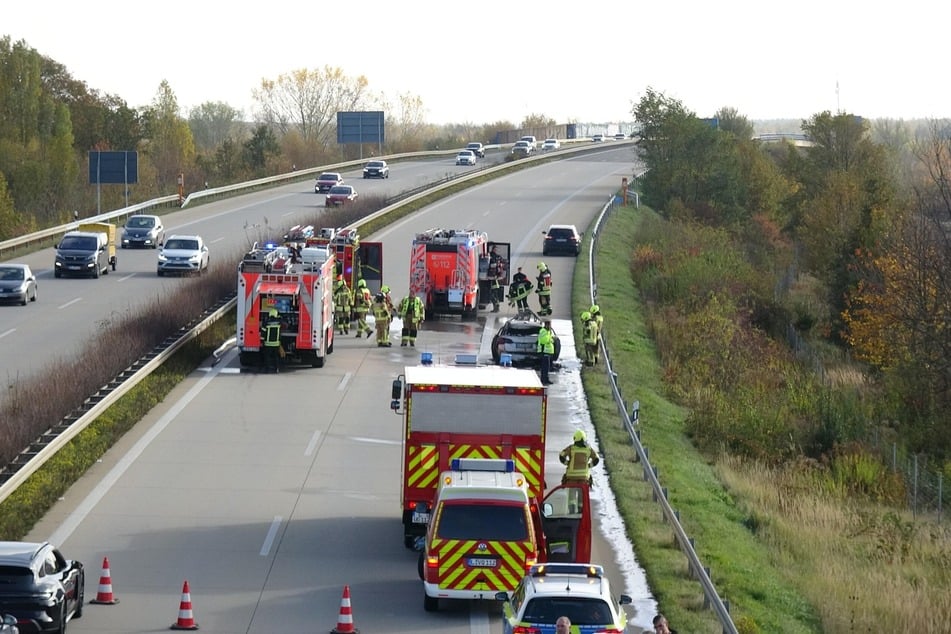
[[253, 67, 372, 149]]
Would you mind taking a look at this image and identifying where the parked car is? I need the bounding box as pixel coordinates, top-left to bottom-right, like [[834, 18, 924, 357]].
[[491, 310, 561, 366], [542, 138, 561, 151], [455, 150, 477, 166], [465, 142, 485, 158], [314, 172, 344, 193], [0, 541, 84, 633], [157, 235, 210, 276], [0, 264, 37, 306], [511, 140, 534, 156], [120, 214, 164, 248], [363, 160, 389, 179], [497, 564, 631, 634], [542, 224, 583, 256], [325, 185, 358, 206]]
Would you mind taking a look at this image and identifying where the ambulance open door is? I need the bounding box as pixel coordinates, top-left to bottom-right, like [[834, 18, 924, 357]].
[[539, 483, 592, 563]]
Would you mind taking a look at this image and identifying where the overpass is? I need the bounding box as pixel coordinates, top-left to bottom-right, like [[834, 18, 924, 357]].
[[753, 132, 814, 147]]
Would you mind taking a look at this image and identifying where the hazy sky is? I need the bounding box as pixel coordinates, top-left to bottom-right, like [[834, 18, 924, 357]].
[[4, 1, 949, 126]]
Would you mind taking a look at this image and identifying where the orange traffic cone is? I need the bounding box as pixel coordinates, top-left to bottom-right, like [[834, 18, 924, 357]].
[[330, 585, 359, 634], [170, 580, 198, 630], [90, 556, 119, 604]]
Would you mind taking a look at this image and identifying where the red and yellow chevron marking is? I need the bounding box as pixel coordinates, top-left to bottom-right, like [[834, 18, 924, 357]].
[[432, 538, 534, 591], [405, 443, 544, 498]]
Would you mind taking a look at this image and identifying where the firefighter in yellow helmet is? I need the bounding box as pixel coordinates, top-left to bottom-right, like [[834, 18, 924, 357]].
[[353, 279, 374, 338], [559, 429, 599, 485], [259, 307, 282, 373], [372, 291, 392, 347], [535, 262, 552, 316], [581, 310, 599, 366], [333, 277, 353, 335]]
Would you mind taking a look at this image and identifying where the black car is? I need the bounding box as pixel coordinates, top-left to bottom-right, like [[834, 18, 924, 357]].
[[542, 224, 582, 256], [0, 541, 84, 633], [491, 310, 561, 366], [362, 160, 389, 179]]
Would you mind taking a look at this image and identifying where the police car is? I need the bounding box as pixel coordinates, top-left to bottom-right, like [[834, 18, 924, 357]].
[[497, 564, 631, 634]]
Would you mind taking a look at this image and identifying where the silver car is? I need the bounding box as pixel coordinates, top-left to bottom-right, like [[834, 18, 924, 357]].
[[491, 310, 561, 366], [157, 235, 210, 276], [121, 214, 164, 248], [0, 264, 37, 306]]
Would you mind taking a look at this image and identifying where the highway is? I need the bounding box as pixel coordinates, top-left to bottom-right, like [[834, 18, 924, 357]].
[[22, 146, 658, 633]]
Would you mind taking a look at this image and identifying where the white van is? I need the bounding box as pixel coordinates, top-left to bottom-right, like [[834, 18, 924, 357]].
[[520, 135, 538, 149]]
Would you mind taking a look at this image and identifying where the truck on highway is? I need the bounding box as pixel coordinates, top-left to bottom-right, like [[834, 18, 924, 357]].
[[408, 228, 510, 319], [236, 245, 336, 368]]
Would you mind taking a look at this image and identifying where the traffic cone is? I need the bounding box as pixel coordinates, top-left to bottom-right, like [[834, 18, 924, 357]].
[[330, 585, 359, 634], [89, 556, 119, 604], [170, 580, 198, 630]]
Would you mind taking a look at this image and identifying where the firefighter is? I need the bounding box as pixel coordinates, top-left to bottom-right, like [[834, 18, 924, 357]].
[[380, 284, 395, 313], [589, 304, 604, 342], [259, 307, 282, 373], [536, 319, 555, 385], [372, 292, 392, 347], [398, 292, 425, 347], [354, 279, 374, 338], [581, 311, 599, 366], [489, 246, 506, 312], [333, 277, 353, 335], [508, 266, 531, 311], [559, 429, 599, 485], [536, 262, 553, 316]]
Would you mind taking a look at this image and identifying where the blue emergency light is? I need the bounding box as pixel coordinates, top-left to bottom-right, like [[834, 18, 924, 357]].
[[420, 352, 433, 365]]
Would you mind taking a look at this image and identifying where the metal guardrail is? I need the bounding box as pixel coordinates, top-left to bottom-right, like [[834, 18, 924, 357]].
[[588, 193, 738, 634]]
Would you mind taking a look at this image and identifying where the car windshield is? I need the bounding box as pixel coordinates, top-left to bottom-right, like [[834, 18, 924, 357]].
[[548, 228, 576, 239], [436, 503, 528, 540], [127, 217, 155, 228], [0, 267, 25, 281], [165, 239, 198, 250], [59, 236, 98, 250], [522, 597, 613, 626], [367, 162, 384, 168], [329, 186, 351, 195], [318, 174, 339, 181]]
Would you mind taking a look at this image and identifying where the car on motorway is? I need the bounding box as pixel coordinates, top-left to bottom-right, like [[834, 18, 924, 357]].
[[0, 541, 84, 633], [120, 214, 164, 248], [614, 133, 627, 140], [592, 134, 605, 142], [157, 234, 210, 276], [0, 264, 37, 306], [497, 563, 631, 634], [491, 309, 561, 366], [542, 138, 561, 151], [542, 224, 583, 256], [520, 135, 538, 149], [363, 160, 389, 179], [314, 172, 344, 193], [465, 142, 485, 158], [455, 150, 477, 166], [325, 185, 358, 206], [511, 140, 534, 157]]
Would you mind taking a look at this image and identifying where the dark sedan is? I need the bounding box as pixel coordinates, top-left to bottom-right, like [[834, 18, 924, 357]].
[[542, 224, 582, 256], [0, 541, 83, 633], [363, 160, 389, 179]]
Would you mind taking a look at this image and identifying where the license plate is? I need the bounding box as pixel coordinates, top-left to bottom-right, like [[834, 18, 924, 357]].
[[467, 557, 497, 568], [412, 512, 430, 524]]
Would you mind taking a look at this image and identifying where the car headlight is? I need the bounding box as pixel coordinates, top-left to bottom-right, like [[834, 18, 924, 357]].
[[157, 253, 168, 262], [188, 254, 199, 262]]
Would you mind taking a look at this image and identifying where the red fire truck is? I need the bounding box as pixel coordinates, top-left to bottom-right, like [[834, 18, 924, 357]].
[[408, 228, 510, 319], [236, 247, 336, 368], [305, 227, 384, 297]]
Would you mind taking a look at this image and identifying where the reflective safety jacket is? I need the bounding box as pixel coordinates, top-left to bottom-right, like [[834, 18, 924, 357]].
[[399, 296, 424, 321], [536, 270, 552, 295], [583, 319, 599, 345], [372, 300, 390, 322], [559, 442, 599, 481], [334, 282, 353, 309], [355, 287, 372, 314], [261, 317, 282, 347], [537, 327, 555, 354]]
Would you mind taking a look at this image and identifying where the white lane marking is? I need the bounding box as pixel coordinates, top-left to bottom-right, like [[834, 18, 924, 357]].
[[58, 298, 82, 309], [49, 349, 236, 546], [348, 436, 400, 446], [337, 372, 353, 391], [119, 273, 136, 282], [210, 237, 226, 244], [260, 516, 283, 556], [305, 430, 321, 457], [0, 328, 15, 340]]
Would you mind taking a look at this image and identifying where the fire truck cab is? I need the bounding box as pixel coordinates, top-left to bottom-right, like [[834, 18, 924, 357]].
[[409, 227, 510, 320]]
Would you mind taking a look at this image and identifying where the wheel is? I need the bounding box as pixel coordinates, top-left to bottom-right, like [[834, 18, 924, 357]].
[[312, 353, 325, 368], [93, 264, 100, 279], [58, 602, 67, 634], [157, 270, 164, 277], [404, 534, 415, 550], [20, 294, 27, 306], [552, 337, 562, 362], [54, 269, 61, 278], [417, 551, 425, 579], [423, 592, 439, 612], [491, 336, 501, 363]]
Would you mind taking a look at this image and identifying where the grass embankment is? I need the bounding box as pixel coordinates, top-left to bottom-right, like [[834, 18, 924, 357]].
[[577, 203, 951, 632]]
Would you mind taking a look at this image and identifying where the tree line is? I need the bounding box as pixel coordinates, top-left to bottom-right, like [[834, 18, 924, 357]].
[[633, 87, 950, 472], [0, 36, 558, 240]]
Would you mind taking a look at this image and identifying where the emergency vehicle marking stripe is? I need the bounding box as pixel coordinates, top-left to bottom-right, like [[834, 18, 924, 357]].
[[434, 538, 531, 591], [407, 445, 438, 489], [406, 445, 545, 498]]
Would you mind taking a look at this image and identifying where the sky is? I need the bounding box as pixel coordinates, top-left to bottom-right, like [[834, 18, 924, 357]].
[[4, 1, 950, 127]]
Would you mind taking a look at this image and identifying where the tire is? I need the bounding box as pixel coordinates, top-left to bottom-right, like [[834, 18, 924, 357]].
[[552, 337, 562, 362], [423, 592, 439, 612], [93, 264, 100, 279], [404, 534, 415, 550], [312, 353, 325, 368], [54, 269, 61, 278], [74, 572, 84, 618], [417, 551, 425, 579], [58, 602, 67, 634], [157, 270, 164, 277], [491, 335, 501, 363], [20, 295, 27, 306]]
